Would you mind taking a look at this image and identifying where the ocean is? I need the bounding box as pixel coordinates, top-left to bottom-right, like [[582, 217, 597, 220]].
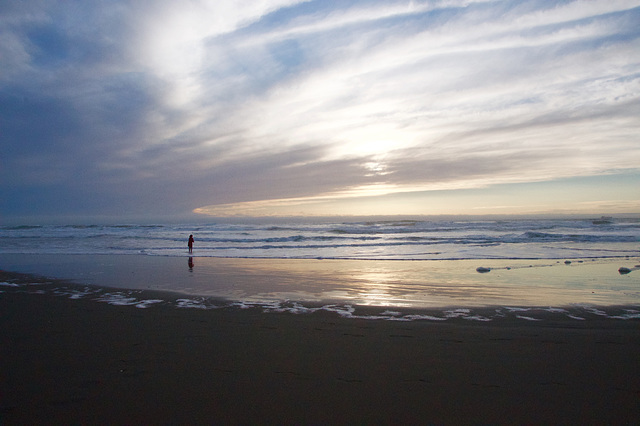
[[2, 217, 639, 260], [1, 217, 639, 321]]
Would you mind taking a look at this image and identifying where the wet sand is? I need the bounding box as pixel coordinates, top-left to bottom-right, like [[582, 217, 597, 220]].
[[1, 271, 639, 425], [2, 254, 639, 308]]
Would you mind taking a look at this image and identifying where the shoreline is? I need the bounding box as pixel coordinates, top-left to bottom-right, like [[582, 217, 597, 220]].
[[2, 269, 639, 323], [1, 270, 639, 424], [2, 254, 639, 310]]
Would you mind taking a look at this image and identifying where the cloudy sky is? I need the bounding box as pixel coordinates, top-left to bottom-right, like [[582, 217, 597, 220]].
[[1, 0, 639, 222]]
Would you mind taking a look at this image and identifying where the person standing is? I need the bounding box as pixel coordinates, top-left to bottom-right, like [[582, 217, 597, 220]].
[[188, 234, 194, 253]]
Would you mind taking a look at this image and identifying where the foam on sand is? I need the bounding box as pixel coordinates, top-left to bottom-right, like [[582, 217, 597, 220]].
[[2, 273, 638, 323]]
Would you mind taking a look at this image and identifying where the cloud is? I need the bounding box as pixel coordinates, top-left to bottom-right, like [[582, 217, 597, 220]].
[[1, 0, 639, 220]]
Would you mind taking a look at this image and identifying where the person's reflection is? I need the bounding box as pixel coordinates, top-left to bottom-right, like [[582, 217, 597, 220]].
[[188, 257, 194, 272]]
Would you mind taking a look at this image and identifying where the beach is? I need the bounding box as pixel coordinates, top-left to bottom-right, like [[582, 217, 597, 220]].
[[3, 0, 640, 421], [2, 254, 640, 311], [1, 267, 639, 425]]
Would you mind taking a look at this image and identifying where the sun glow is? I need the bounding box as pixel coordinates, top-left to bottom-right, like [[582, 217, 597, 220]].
[[192, 183, 402, 217], [332, 123, 418, 159]]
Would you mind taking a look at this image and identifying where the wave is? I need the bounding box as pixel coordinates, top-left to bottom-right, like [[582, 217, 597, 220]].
[[2, 225, 44, 230], [518, 231, 638, 243], [1, 219, 638, 260]]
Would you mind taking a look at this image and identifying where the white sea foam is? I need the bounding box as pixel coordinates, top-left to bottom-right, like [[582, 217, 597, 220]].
[[567, 315, 586, 320], [176, 298, 211, 309], [583, 306, 609, 316], [444, 309, 471, 318], [608, 311, 640, 320], [135, 299, 164, 308], [96, 293, 163, 308], [505, 307, 531, 312], [277, 303, 317, 315], [462, 315, 493, 322], [53, 287, 98, 299], [543, 307, 569, 313], [403, 314, 448, 321], [516, 315, 542, 321]]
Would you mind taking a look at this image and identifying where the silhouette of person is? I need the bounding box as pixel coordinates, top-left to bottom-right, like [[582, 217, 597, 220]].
[[188, 234, 194, 253]]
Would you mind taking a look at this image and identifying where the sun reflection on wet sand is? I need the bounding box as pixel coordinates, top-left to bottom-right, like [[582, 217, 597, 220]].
[[1, 254, 638, 309], [181, 257, 640, 308]]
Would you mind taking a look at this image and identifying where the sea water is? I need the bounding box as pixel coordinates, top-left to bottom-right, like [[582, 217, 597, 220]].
[[1, 217, 639, 260]]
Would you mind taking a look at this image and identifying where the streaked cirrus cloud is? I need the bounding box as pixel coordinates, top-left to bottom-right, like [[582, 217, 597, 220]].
[[1, 0, 639, 220]]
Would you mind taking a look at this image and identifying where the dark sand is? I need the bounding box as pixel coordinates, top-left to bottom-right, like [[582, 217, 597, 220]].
[[1, 271, 639, 425]]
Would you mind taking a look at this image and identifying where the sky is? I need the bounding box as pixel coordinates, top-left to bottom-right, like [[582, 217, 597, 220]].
[[1, 0, 639, 223]]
